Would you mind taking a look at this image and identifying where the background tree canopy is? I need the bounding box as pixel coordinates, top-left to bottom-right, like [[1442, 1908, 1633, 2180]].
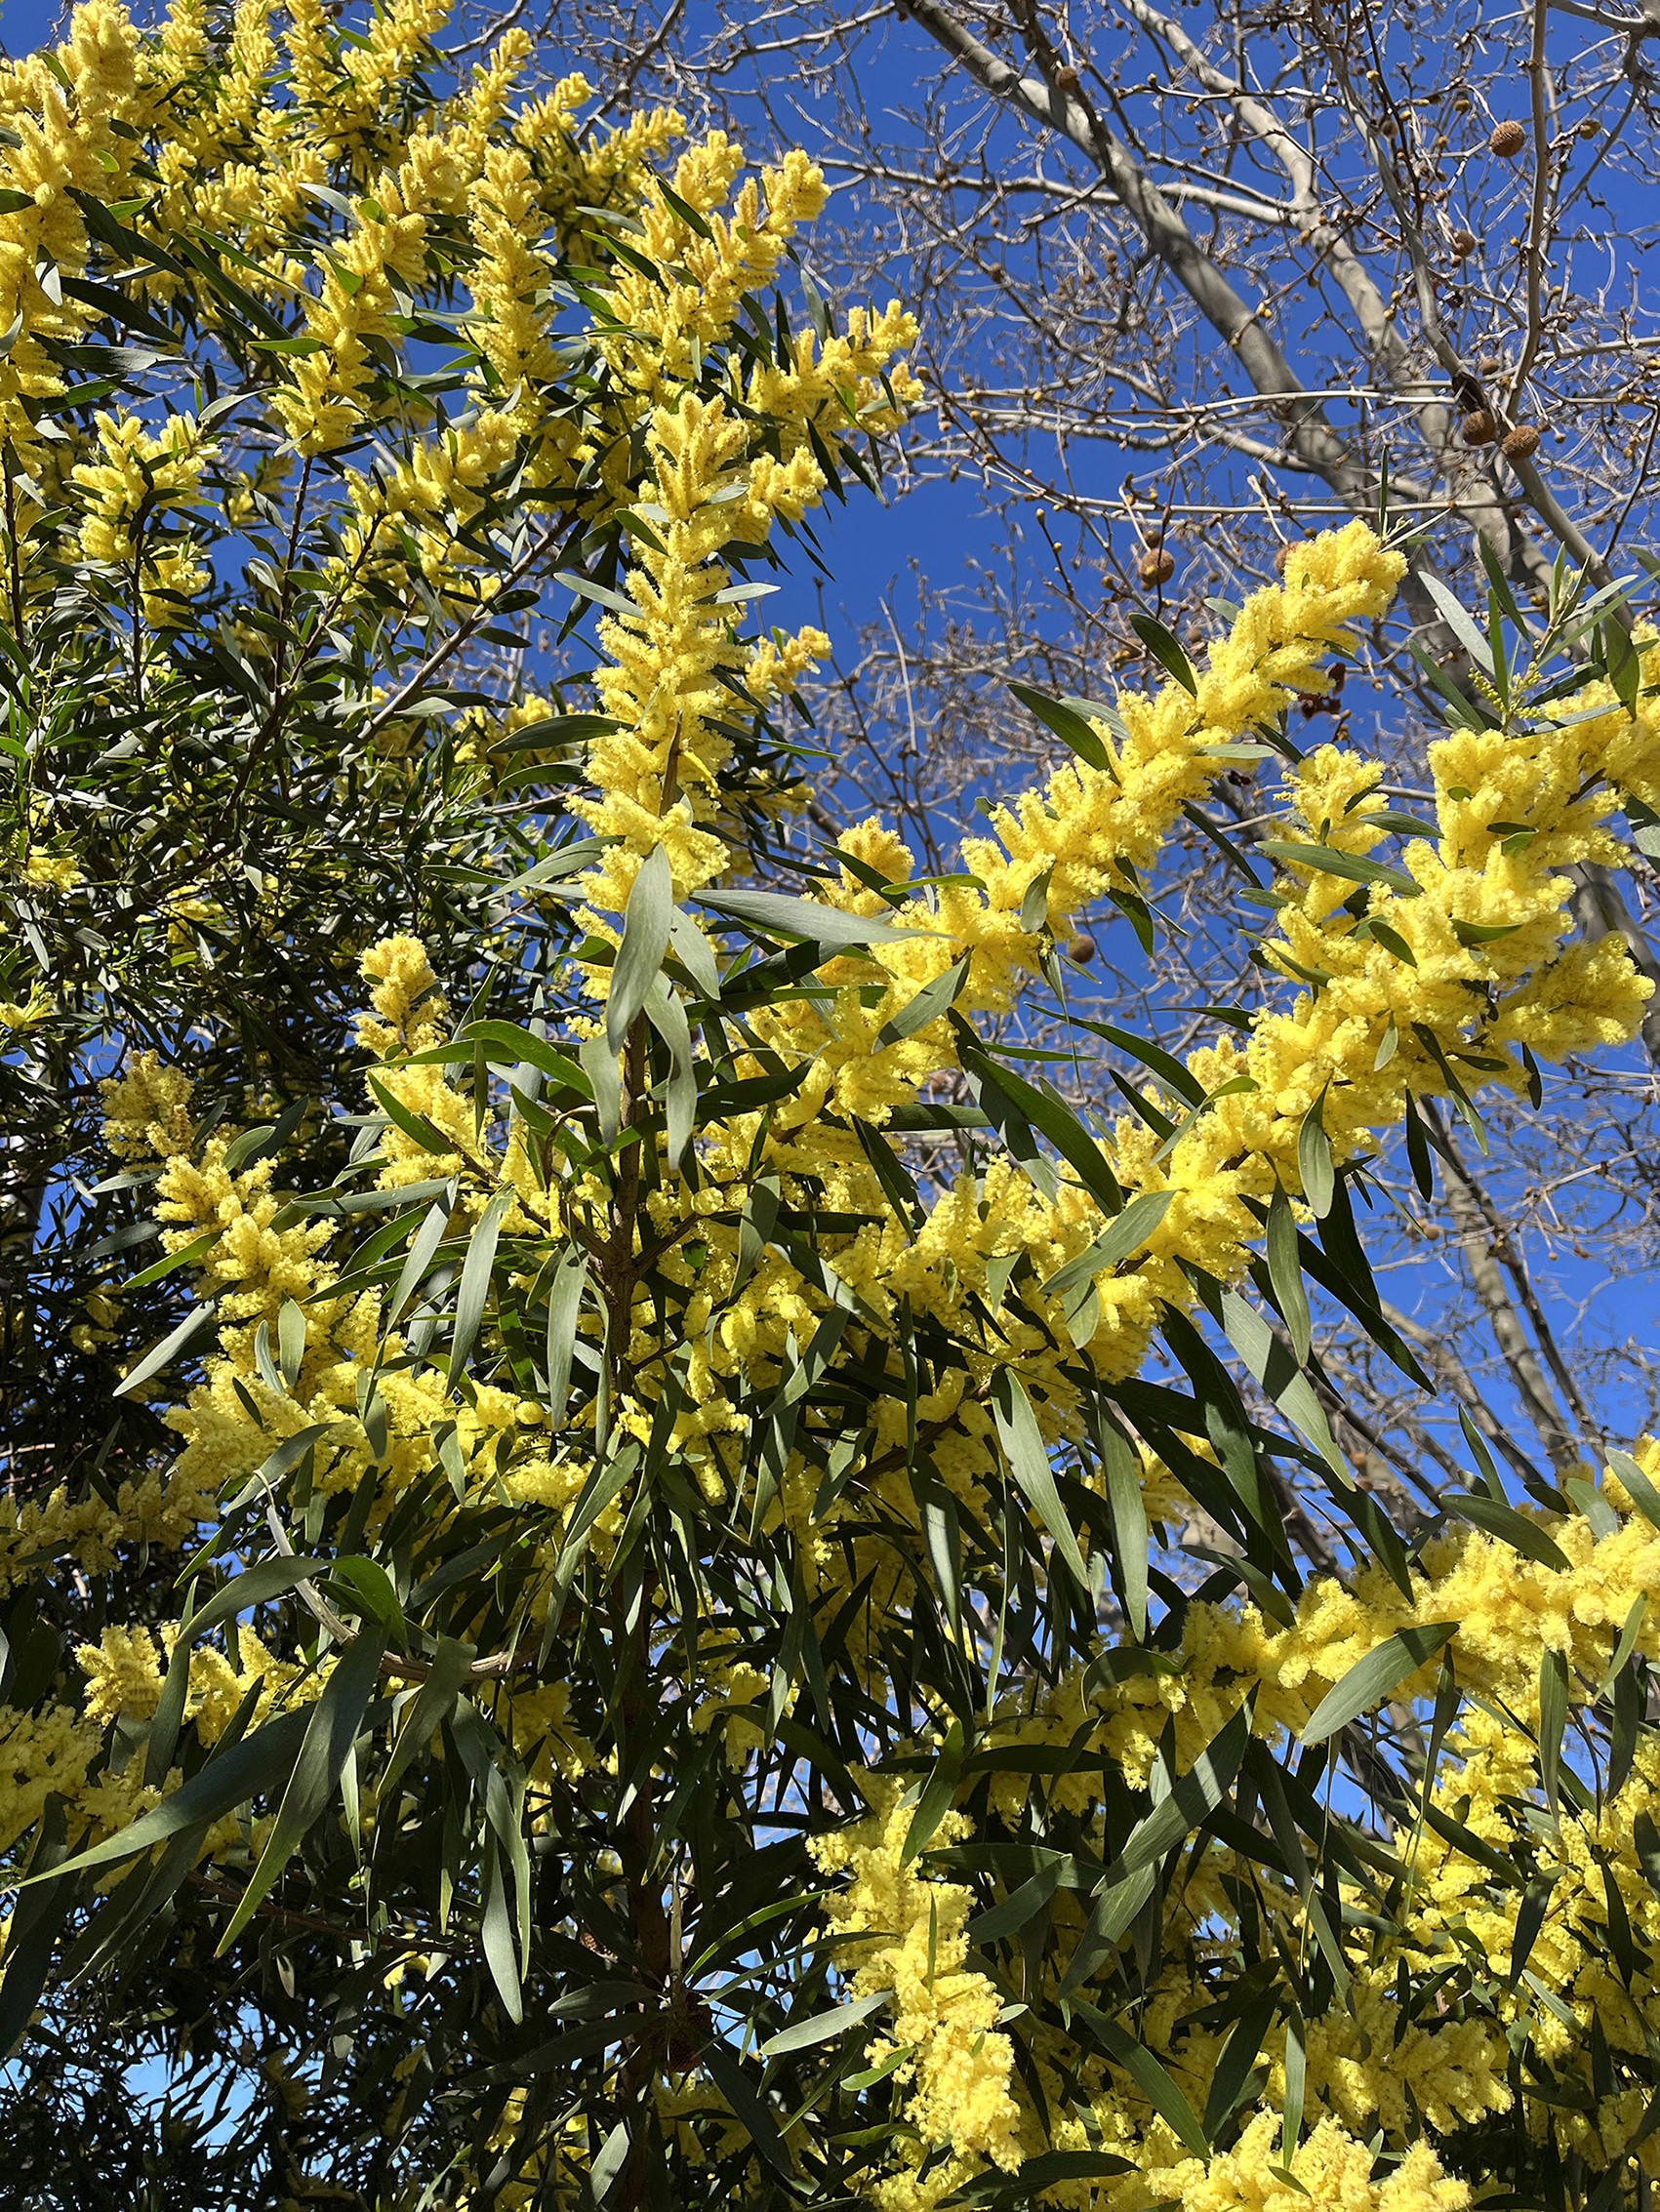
[[3, 6, 1660, 2212]]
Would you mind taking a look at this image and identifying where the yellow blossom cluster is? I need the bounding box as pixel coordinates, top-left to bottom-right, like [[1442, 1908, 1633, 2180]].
[[1159, 2115, 1470, 2212], [11, 5, 1660, 2204], [811, 1785, 1023, 2210], [71, 411, 217, 626], [34, 509, 1660, 2209]]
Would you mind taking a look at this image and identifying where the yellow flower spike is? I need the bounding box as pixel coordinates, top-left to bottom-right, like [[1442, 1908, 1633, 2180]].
[[810, 1783, 1023, 2194]]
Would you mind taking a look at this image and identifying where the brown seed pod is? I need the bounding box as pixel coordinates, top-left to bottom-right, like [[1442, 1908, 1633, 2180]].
[[1502, 422, 1541, 461], [1449, 228, 1478, 259], [1054, 62, 1080, 90], [1460, 408, 1499, 446], [1577, 116, 1599, 140], [1488, 119, 1526, 157], [1066, 933, 1097, 965], [1137, 548, 1176, 585]]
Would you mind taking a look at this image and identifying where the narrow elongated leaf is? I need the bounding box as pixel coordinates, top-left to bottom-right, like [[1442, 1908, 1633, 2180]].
[[1609, 1449, 1660, 1537], [1442, 1490, 1571, 1573], [1509, 1871, 1558, 1985], [580, 1032, 622, 1144], [1185, 802, 1265, 887], [608, 842, 674, 1049], [365, 1075, 454, 1157], [1080, 1019, 1206, 1106], [1296, 1093, 1334, 1218], [1217, 1289, 1346, 1480], [180, 1551, 338, 1646], [544, 1248, 587, 1427], [1634, 1812, 1660, 1905], [400, 1024, 590, 1092], [1260, 839, 1421, 898], [0, 1803, 75, 2053], [1106, 1700, 1252, 1885], [1538, 1646, 1568, 1814], [449, 1188, 513, 1382], [1265, 1186, 1312, 1364], [387, 1196, 454, 1327], [1420, 571, 1497, 674], [1300, 1622, 1459, 1743], [1040, 1191, 1173, 1303], [1007, 678, 1112, 771], [479, 1833, 523, 2024], [852, 1117, 921, 1234], [1282, 2008, 1307, 2159], [1203, 1991, 1277, 2141], [702, 2044, 791, 2176], [903, 1719, 964, 1863], [18, 1704, 315, 1887], [119, 1227, 220, 1290], [278, 1297, 306, 1387], [699, 884, 928, 950], [1072, 2002, 1209, 2157], [1055, 1860, 1157, 1994], [1599, 1593, 1647, 1699], [1247, 1744, 1349, 1994], [969, 1860, 1073, 1947], [876, 953, 970, 1049], [760, 1989, 891, 2057], [382, 1636, 476, 1798], [961, 1044, 1123, 1219], [327, 1556, 407, 1636], [991, 1370, 1089, 1589], [667, 908, 722, 997], [967, 1066, 1057, 1202], [554, 1439, 641, 1592], [555, 567, 640, 619], [215, 1628, 387, 1951], [589, 2120, 631, 2204], [644, 974, 697, 1169], [1098, 1412, 1149, 1639], [1128, 611, 1197, 694], [114, 1300, 217, 1397]]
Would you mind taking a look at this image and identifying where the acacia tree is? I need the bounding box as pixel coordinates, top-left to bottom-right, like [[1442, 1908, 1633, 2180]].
[[13, 7, 1660, 2212], [506, 0, 1660, 1516]]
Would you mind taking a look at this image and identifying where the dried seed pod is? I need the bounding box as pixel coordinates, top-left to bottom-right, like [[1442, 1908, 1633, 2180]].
[[1066, 933, 1097, 964], [1449, 228, 1478, 259], [1137, 548, 1176, 584], [1460, 408, 1499, 446], [1488, 119, 1526, 157], [1054, 62, 1080, 90], [1502, 422, 1541, 461], [1452, 92, 1471, 114], [1143, 521, 1165, 547], [1577, 115, 1599, 139]]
